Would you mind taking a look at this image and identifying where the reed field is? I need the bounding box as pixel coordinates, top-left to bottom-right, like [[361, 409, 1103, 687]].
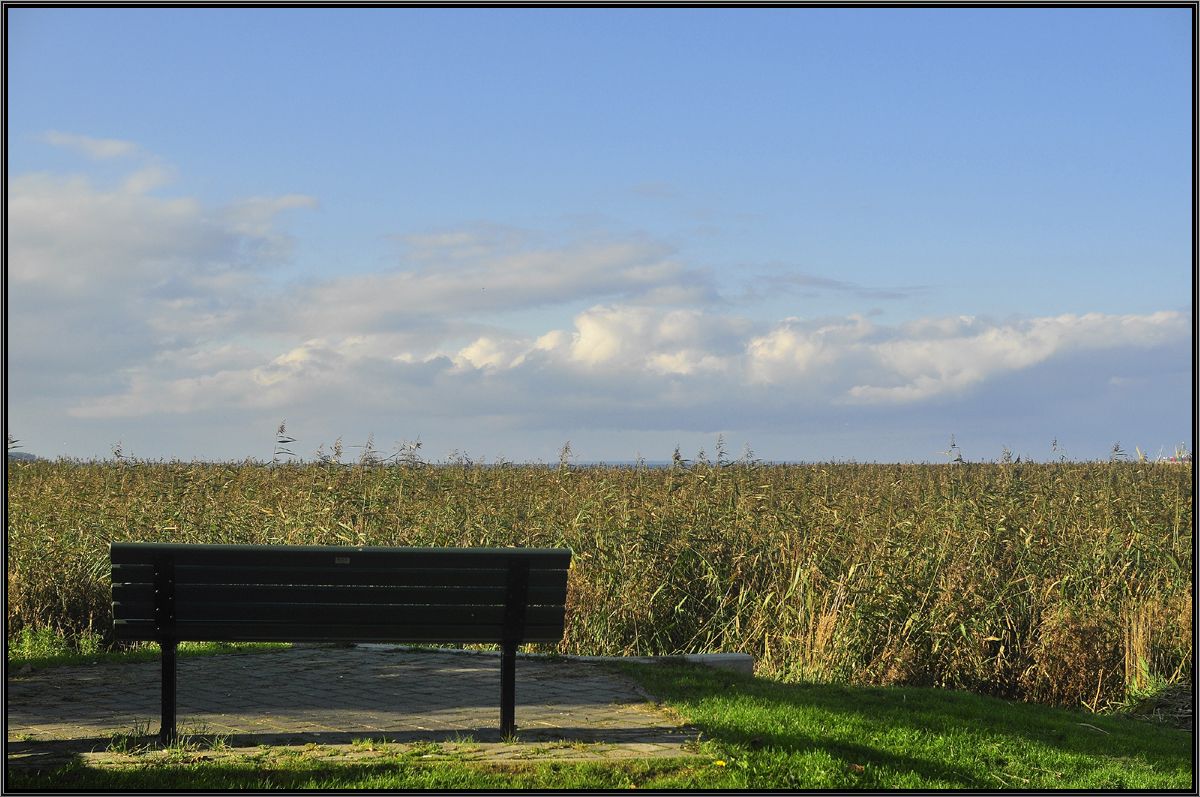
[[6, 455, 1192, 711]]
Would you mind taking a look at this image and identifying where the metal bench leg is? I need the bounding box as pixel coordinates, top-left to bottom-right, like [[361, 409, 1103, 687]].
[[500, 641, 516, 737], [160, 640, 177, 746]]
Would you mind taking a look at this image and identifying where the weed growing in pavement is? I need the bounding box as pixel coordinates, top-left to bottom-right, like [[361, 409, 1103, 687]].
[[106, 719, 152, 755]]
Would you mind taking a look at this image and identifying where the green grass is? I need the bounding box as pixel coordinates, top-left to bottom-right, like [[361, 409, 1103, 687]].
[[6, 658, 1190, 790], [617, 661, 1193, 790], [8, 627, 291, 671], [7, 756, 713, 790]]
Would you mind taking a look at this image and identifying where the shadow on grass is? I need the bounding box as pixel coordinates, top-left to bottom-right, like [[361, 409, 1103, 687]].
[[5, 723, 699, 782], [6, 754, 690, 792], [8, 723, 694, 758], [618, 662, 1191, 788], [5, 731, 702, 791]]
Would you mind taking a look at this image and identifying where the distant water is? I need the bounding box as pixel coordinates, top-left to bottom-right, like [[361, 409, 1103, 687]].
[[576, 460, 674, 469]]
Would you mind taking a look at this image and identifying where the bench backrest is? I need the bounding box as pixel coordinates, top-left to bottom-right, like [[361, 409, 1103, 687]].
[[110, 543, 571, 645]]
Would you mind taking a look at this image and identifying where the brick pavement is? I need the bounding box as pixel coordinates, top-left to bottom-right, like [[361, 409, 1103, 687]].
[[7, 645, 701, 772]]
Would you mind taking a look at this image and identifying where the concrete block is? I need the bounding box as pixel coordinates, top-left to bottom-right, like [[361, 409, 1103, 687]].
[[580, 652, 754, 675], [680, 653, 754, 675]]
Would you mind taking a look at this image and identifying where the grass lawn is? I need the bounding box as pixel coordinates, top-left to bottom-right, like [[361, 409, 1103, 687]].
[[8, 626, 292, 671], [622, 662, 1193, 790], [6, 652, 1192, 790]]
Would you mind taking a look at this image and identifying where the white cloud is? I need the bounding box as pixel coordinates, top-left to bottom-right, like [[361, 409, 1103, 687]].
[[8, 172, 206, 292], [225, 194, 320, 237], [274, 229, 711, 339], [121, 162, 176, 193], [746, 326, 830, 381], [453, 336, 530, 371], [63, 296, 1190, 423], [568, 306, 647, 365], [41, 130, 140, 159], [535, 330, 571, 351], [7, 146, 319, 424], [513, 305, 749, 376], [744, 314, 876, 385], [647, 350, 729, 376], [846, 311, 1189, 404], [398, 224, 530, 263]]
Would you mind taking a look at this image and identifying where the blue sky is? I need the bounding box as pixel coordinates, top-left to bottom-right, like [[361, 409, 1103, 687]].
[[6, 7, 1193, 463]]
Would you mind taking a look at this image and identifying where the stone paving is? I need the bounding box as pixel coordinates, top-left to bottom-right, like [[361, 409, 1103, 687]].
[[6, 645, 702, 773]]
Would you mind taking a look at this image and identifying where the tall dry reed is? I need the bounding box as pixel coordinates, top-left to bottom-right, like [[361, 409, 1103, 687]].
[[6, 457, 1191, 709]]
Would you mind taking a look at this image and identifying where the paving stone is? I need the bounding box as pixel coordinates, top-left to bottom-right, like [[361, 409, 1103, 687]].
[[7, 647, 701, 772]]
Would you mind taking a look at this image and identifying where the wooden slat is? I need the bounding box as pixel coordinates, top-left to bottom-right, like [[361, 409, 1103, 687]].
[[112, 600, 565, 625], [113, 620, 566, 644], [175, 566, 567, 589], [113, 600, 566, 624], [110, 563, 154, 584], [112, 583, 567, 606], [110, 564, 564, 588], [110, 542, 571, 570], [111, 601, 155, 620], [111, 584, 156, 602], [112, 564, 568, 590], [111, 564, 566, 588], [177, 603, 564, 625]]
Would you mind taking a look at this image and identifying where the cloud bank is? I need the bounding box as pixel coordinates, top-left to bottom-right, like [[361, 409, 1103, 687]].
[[7, 137, 1190, 461]]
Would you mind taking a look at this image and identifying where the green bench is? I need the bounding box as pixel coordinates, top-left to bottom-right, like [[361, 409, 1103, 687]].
[[110, 542, 572, 744]]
